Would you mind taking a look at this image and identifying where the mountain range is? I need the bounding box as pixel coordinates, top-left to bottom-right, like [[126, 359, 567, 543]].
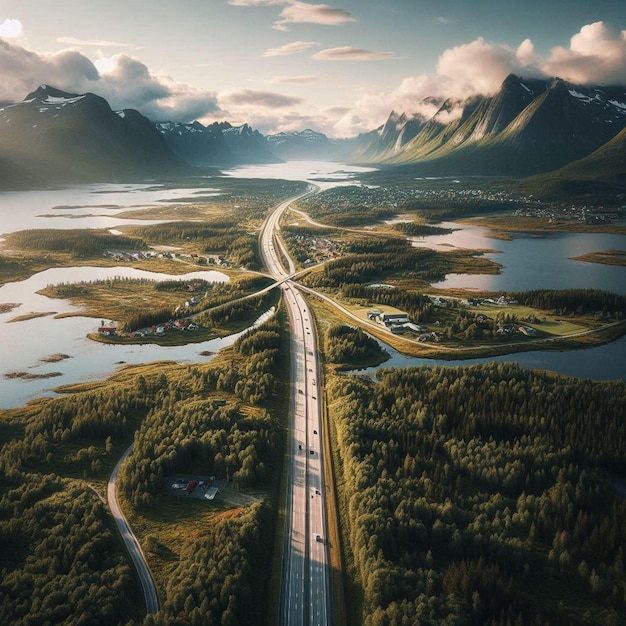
[[0, 76, 625, 190], [156, 120, 281, 166], [352, 74, 626, 177], [0, 85, 183, 185]]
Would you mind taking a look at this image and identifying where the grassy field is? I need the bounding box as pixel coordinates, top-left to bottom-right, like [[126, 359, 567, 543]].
[[572, 249, 626, 267], [306, 291, 625, 360]]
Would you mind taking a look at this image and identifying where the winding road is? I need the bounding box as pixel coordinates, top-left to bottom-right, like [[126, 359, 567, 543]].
[[107, 445, 159, 615]]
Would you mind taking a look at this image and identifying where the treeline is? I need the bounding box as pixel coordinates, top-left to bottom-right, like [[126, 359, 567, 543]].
[[329, 363, 626, 625], [210, 232, 258, 269], [129, 220, 240, 243], [341, 284, 433, 322], [304, 247, 449, 289], [120, 316, 284, 508], [399, 197, 517, 221], [516, 289, 626, 319], [296, 193, 396, 227], [5, 228, 146, 257], [393, 222, 453, 237], [325, 324, 388, 366], [127, 221, 260, 269], [0, 473, 140, 625], [123, 278, 274, 332], [198, 291, 278, 329]]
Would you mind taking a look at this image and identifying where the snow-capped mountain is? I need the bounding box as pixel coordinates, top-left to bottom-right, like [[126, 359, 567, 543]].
[[0, 85, 183, 184], [221, 123, 281, 164], [351, 74, 626, 176], [155, 120, 238, 166], [156, 120, 282, 166], [266, 129, 345, 160]]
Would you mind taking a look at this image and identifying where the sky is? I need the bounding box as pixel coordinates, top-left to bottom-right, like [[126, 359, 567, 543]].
[[0, 0, 625, 137]]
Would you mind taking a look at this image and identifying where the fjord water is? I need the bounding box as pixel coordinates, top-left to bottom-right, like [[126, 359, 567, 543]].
[[0, 167, 624, 407]]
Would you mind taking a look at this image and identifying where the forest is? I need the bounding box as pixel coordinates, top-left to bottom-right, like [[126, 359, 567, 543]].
[[325, 323, 389, 367], [0, 312, 289, 625], [327, 363, 626, 625], [4, 228, 147, 258]]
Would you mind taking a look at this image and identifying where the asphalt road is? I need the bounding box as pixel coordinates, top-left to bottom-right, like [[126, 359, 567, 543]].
[[260, 192, 332, 626], [107, 445, 159, 615]]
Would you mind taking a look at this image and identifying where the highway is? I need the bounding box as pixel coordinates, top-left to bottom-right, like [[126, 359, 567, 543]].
[[259, 192, 332, 626], [107, 445, 159, 615]]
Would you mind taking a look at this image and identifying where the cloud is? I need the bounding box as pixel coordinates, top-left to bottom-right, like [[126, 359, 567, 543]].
[[0, 18, 23, 38], [263, 40, 319, 57], [542, 21, 626, 84], [0, 40, 219, 122], [270, 74, 319, 83], [433, 16, 455, 25], [274, 1, 356, 31], [228, 0, 287, 5], [436, 37, 539, 95], [57, 36, 141, 49], [312, 46, 394, 61], [219, 89, 302, 108]]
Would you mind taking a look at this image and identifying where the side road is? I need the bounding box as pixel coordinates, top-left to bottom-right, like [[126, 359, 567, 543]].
[[107, 445, 159, 615]]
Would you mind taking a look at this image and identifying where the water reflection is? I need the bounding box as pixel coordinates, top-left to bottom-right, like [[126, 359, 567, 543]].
[[0, 266, 229, 408], [0, 182, 220, 236], [0, 307, 274, 410], [409, 220, 626, 294]]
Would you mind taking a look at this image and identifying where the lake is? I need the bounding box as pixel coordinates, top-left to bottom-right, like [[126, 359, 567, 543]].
[[0, 266, 230, 408], [348, 334, 626, 382], [0, 182, 221, 237], [0, 166, 624, 408], [411, 220, 626, 294]]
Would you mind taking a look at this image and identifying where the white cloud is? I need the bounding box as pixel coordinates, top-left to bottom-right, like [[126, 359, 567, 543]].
[[0, 18, 23, 38], [219, 88, 302, 108], [263, 40, 319, 57], [312, 46, 394, 61], [57, 36, 140, 49], [270, 74, 319, 83], [433, 16, 455, 25], [228, 0, 288, 5], [273, 1, 356, 31], [543, 21, 626, 84], [436, 37, 538, 95], [0, 40, 219, 122]]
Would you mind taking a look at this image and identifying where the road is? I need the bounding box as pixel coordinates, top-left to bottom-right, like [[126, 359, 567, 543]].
[[260, 192, 332, 626], [107, 445, 159, 615]]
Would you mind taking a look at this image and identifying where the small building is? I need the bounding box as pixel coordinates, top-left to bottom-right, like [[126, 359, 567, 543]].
[[98, 327, 116, 336], [204, 487, 219, 500], [380, 312, 410, 326]]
